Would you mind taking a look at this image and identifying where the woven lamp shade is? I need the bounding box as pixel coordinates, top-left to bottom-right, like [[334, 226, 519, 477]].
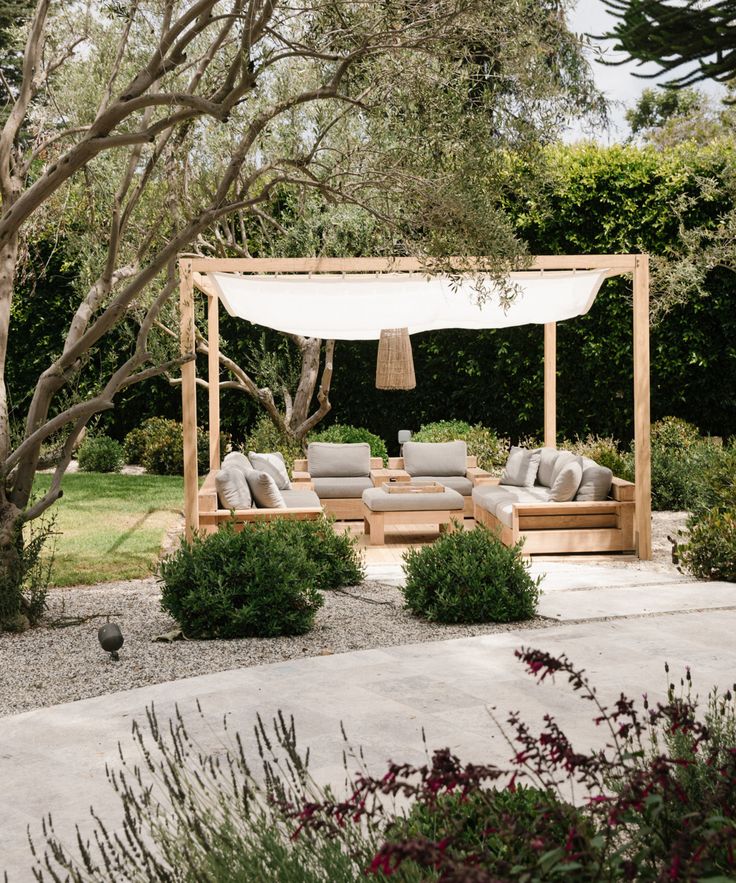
[[375, 327, 416, 390]]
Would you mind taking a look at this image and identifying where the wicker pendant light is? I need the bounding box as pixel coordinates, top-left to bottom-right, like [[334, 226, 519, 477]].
[[375, 327, 416, 390]]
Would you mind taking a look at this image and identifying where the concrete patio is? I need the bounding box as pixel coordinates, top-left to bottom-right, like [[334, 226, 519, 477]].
[[2, 560, 736, 881]]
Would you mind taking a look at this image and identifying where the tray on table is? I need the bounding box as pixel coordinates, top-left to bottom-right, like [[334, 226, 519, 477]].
[[382, 482, 445, 495]]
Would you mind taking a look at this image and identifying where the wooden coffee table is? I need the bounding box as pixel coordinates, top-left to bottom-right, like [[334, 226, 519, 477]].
[[361, 484, 465, 545]]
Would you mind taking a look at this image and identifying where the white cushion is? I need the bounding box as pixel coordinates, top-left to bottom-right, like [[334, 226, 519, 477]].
[[215, 468, 253, 510], [222, 451, 254, 479], [500, 446, 541, 487], [246, 470, 286, 508], [537, 447, 559, 488], [248, 451, 290, 490], [548, 458, 583, 502], [549, 450, 577, 487]]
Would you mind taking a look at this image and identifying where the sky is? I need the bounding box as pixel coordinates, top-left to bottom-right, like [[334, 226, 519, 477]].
[[566, 0, 725, 142]]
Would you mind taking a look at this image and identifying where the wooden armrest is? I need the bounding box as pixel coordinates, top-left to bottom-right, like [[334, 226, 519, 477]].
[[472, 475, 501, 486], [466, 466, 492, 484], [293, 458, 308, 472], [291, 470, 311, 481], [611, 476, 635, 502]]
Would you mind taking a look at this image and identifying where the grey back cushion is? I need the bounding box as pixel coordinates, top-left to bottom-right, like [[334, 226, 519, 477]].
[[246, 470, 286, 509], [215, 468, 253, 510], [548, 458, 583, 502], [222, 451, 254, 478], [549, 450, 577, 487], [537, 447, 560, 488], [402, 440, 467, 477], [576, 457, 613, 501], [500, 446, 541, 487], [307, 442, 371, 477], [248, 451, 290, 490]]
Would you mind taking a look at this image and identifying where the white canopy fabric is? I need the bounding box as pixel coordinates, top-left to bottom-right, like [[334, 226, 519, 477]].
[[209, 269, 609, 340]]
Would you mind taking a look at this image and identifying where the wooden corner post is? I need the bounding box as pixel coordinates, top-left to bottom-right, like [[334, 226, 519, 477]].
[[633, 255, 652, 559], [208, 290, 221, 471], [544, 322, 557, 447], [179, 259, 199, 539]]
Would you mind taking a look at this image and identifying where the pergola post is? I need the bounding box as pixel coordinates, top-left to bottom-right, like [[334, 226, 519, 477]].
[[179, 259, 199, 540], [207, 292, 221, 471], [544, 322, 556, 447], [633, 255, 652, 559]]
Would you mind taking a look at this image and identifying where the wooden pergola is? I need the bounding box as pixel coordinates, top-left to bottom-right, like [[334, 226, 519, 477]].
[[179, 254, 652, 558]]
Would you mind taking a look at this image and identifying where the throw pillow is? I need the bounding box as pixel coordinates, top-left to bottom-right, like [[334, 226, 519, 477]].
[[215, 468, 253, 510], [500, 446, 541, 488], [548, 458, 583, 502], [222, 451, 254, 478], [537, 447, 560, 488], [576, 458, 613, 501], [248, 451, 291, 490], [246, 470, 287, 508]]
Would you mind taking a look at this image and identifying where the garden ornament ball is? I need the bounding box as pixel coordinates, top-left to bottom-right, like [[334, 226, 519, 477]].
[[98, 622, 124, 661]]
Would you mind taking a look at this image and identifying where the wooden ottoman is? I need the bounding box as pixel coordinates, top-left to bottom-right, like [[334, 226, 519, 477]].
[[361, 484, 465, 545]]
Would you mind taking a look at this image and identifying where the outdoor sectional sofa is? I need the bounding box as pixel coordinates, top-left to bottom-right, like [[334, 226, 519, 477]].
[[198, 451, 323, 532], [292, 440, 491, 519], [472, 446, 636, 554]]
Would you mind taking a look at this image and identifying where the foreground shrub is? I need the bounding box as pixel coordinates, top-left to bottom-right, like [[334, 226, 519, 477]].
[[159, 523, 324, 638], [676, 507, 736, 582], [124, 417, 219, 475], [243, 415, 303, 471], [309, 423, 388, 463], [413, 420, 509, 473], [402, 525, 541, 623], [33, 649, 736, 882], [287, 518, 365, 589], [77, 434, 124, 473]]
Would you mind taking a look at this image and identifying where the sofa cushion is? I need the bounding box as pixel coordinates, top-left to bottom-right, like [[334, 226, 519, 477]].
[[215, 468, 253, 510], [548, 458, 583, 502], [362, 486, 464, 512], [312, 477, 373, 499], [549, 450, 577, 487], [576, 457, 613, 501], [280, 488, 322, 509], [500, 446, 541, 487], [472, 484, 550, 527], [537, 447, 560, 488], [410, 475, 474, 495], [402, 441, 467, 477], [248, 451, 290, 490], [307, 442, 371, 478], [222, 451, 254, 479], [246, 470, 286, 509]]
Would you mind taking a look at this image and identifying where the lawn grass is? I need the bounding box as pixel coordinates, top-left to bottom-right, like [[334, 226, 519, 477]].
[[32, 473, 184, 587]]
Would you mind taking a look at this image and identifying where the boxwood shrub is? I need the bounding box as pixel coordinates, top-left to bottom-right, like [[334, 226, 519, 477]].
[[287, 518, 365, 589], [159, 522, 324, 638], [676, 508, 736, 582], [402, 525, 541, 623], [124, 417, 222, 475], [77, 434, 124, 473]]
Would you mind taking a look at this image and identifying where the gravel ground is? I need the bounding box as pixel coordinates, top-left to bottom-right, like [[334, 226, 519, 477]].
[[0, 579, 553, 718]]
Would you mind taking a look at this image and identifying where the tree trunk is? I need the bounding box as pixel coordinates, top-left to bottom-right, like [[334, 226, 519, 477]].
[[0, 230, 18, 465], [0, 501, 25, 631]]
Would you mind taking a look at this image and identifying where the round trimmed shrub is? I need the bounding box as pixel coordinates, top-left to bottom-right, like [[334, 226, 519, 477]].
[[413, 420, 509, 473], [124, 417, 220, 475], [77, 435, 124, 473], [402, 525, 541, 623], [309, 423, 388, 463], [676, 508, 736, 582], [288, 518, 365, 589], [159, 522, 324, 639]]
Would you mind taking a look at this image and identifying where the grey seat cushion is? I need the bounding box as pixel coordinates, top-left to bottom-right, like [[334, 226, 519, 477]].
[[307, 442, 371, 477], [246, 470, 286, 509], [215, 468, 253, 510], [402, 441, 467, 477], [280, 488, 321, 509], [248, 451, 290, 490], [500, 446, 541, 487], [548, 458, 583, 502], [410, 475, 474, 495], [312, 476, 373, 499], [472, 485, 550, 527], [575, 457, 613, 501], [362, 486, 464, 512]]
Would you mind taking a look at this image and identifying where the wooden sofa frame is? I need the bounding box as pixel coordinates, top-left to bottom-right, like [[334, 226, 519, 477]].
[[291, 455, 489, 520], [472, 476, 636, 554], [197, 469, 323, 533]]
